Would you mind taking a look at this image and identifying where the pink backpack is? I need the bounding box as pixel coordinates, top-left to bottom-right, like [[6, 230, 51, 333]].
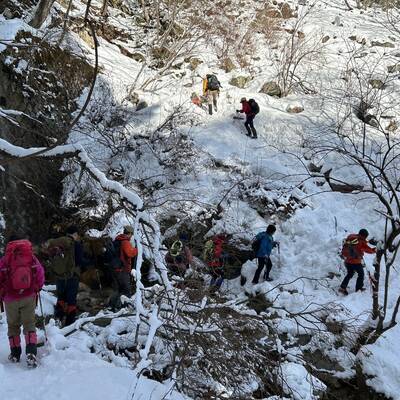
[[5, 240, 34, 292]]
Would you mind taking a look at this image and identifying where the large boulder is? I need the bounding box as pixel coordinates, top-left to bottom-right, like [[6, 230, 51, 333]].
[[220, 57, 236, 73], [259, 81, 282, 97], [368, 79, 384, 89], [229, 75, 251, 89]]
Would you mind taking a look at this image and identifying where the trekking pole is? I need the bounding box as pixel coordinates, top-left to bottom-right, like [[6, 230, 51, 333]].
[[38, 293, 48, 343]]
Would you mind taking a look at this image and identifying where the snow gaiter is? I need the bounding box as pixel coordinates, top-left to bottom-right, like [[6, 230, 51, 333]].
[[9, 336, 22, 361], [25, 331, 37, 356]]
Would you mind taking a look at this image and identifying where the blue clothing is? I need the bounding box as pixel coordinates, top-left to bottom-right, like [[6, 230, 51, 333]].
[[255, 232, 274, 258]]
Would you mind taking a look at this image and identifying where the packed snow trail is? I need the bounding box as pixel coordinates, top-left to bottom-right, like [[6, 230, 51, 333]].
[[0, 314, 187, 400]]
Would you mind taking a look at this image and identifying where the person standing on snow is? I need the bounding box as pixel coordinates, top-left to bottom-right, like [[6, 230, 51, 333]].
[[339, 229, 376, 295], [252, 225, 278, 284], [203, 73, 222, 115], [109, 225, 138, 309], [203, 234, 227, 289], [0, 234, 45, 367], [236, 97, 259, 139], [165, 233, 193, 277], [45, 225, 85, 326]]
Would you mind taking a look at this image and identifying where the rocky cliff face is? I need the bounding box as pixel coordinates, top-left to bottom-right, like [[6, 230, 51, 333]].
[[0, 25, 93, 242]]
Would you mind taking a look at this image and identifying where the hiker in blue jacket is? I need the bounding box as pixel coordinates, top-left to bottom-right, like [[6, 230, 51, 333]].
[[252, 224, 278, 284]]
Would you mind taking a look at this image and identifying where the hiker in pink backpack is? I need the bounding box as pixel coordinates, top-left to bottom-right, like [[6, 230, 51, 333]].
[[0, 235, 45, 367]]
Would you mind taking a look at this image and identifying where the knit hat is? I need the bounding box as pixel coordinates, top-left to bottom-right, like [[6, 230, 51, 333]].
[[359, 229, 369, 238], [124, 225, 134, 234], [240, 97, 246, 103]]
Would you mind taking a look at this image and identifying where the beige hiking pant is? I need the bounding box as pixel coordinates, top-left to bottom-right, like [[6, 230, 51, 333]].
[[5, 296, 36, 337], [206, 90, 219, 108]]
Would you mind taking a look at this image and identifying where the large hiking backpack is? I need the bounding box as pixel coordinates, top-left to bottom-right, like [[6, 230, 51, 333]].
[[207, 74, 220, 91], [249, 99, 260, 115], [47, 237, 75, 278], [104, 238, 124, 270], [341, 236, 360, 260], [5, 240, 34, 292]]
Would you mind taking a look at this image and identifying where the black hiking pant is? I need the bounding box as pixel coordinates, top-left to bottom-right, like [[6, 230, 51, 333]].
[[110, 270, 131, 310], [244, 115, 257, 138], [55, 277, 79, 318], [252, 257, 272, 284], [341, 263, 364, 291]]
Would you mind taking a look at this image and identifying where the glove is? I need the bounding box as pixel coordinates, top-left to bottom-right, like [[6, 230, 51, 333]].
[[236, 110, 240, 113], [273, 241, 279, 248], [369, 238, 378, 246]]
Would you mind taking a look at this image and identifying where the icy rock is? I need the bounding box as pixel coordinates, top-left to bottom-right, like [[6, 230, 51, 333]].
[[136, 101, 148, 111], [220, 57, 236, 73], [368, 79, 384, 89], [387, 64, 400, 73], [259, 81, 282, 97], [322, 35, 330, 43], [185, 57, 203, 71], [229, 76, 251, 89], [370, 40, 395, 48], [385, 120, 398, 132], [349, 35, 366, 45], [286, 104, 304, 113]]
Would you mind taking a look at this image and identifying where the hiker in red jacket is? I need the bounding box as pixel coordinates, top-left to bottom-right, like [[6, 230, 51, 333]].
[[0, 235, 45, 367], [206, 234, 226, 289], [236, 97, 259, 139], [339, 229, 376, 295], [109, 225, 138, 309]]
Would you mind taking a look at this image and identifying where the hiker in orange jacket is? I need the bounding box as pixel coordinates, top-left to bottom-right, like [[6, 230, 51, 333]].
[[110, 225, 138, 309], [339, 229, 376, 295]]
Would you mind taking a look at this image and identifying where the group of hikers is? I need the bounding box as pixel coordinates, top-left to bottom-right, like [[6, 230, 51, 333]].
[[191, 73, 260, 139], [0, 222, 376, 367]]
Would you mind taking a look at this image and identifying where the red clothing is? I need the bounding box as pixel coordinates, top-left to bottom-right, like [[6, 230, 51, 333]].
[[344, 234, 376, 265], [239, 101, 253, 116], [208, 236, 225, 268], [0, 256, 45, 303], [115, 234, 138, 273]]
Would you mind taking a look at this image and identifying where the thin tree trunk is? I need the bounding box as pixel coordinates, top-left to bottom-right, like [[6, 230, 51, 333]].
[[29, 0, 56, 29]]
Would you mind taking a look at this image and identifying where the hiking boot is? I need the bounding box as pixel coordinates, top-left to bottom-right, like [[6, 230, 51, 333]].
[[356, 287, 366, 292], [8, 348, 21, 363], [265, 277, 273, 282], [339, 287, 349, 295], [26, 354, 38, 368]]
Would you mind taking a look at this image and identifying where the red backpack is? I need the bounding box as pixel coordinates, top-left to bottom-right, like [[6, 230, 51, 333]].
[[5, 240, 35, 292]]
